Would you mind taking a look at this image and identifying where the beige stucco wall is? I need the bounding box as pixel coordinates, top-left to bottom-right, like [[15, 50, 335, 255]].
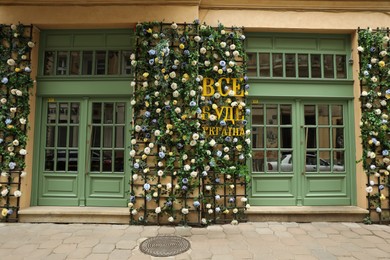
[[3, 3, 383, 210]]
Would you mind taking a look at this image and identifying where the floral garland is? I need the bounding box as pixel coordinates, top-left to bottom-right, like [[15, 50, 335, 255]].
[[358, 28, 390, 223], [129, 21, 251, 225], [0, 24, 34, 221]]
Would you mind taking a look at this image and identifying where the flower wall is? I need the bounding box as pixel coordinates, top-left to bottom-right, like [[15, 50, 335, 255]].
[[129, 21, 251, 226], [358, 28, 390, 224], [0, 24, 34, 222]]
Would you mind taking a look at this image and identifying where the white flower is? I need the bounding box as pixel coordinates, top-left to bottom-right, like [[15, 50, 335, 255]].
[[233, 208, 238, 214], [204, 60, 210, 66], [190, 140, 197, 146], [168, 216, 174, 222], [380, 50, 388, 57], [131, 139, 137, 145], [245, 138, 251, 145], [132, 174, 138, 181], [10, 107, 16, 113], [208, 209, 213, 214], [357, 46, 364, 52], [194, 35, 201, 42], [1, 189, 9, 197], [230, 44, 236, 50], [361, 91, 368, 97], [175, 107, 181, 113], [246, 204, 251, 209], [209, 139, 216, 147], [223, 155, 230, 160], [220, 42, 226, 48], [130, 99, 136, 105], [130, 150, 136, 157], [200, 47, 207, 54], [12, 139, 19, 146], [156, 108, 161, 114], [209, 115, 216, 121], [246, 130, 251, 136], [13, 190, 22, 197], [19, 149, 27, 155], [130, 53, 136, 60], [10, 24, 17, 30], [131, 60, 137, 66], [381, 100, 387, 106], [225, 51, 230, 57], [190, 90, 196, 96], [166, 183, 172, 190], [144, 147, 151, 155], [371, 58, 378, 64], [28, 41, 35, 48], [181, 208, 189, 214], [135, 125, 141, 132], [241, 197, 248, 202], [370, 180, 375, 186], [131, 209, 138, 215], [223, 147, 229, 153], [205, 185, 212, 191], [7, 59, 15, 66], [214, 93, 221, 99], [184, 164, 191, 171], [171, 23, 178, 29], [0, 98, 6, 104], [375, 109, 382, 115], [130, 81, 136, 87], [233, 50, 240, 57], [155, 207, 161, 214], [128, 202, 133, 208], [190, 171, 198, 178], [365, 103, 372, 109], [142, 82, 148, 88], [192, 133, 199, 140], [157, 170, 164, 176], [169, 71, 176, 78], [20, 171, 27, 178], [376, 207, 382, 213], [231, 220, 238, 225], [201, 218, 207, 224]]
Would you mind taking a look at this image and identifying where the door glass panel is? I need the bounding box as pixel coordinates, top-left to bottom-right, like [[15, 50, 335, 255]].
[[280, 105, 291, 125], [82, 51, 93, 75], [336, 55, 347, 79], [91, 150, 100, 172], [44, 51, 55, 76], [46, 126, 55, 147], [306, 128, 317, 148], [259, 53, 270, 77], [285, 54, 296, 77], [91, 126, 101, 147], [298, 54, 308, 78], [281, 128, 292, 148], [56, 51, 68, 75], [56, 150, 66, 171], [47, 103, 57, 123], [247, 52, 257, 77], [252, 127, 264, 148], [318, 105, 329, 125], [266, 127, 278, 148], [306, 152, 317, 172], [108, 51, 119, 75], [59, 103, 69, 123], [103, 126, 113, 148], [332, 105, 343, 125], [69, 126, 79, 147], [318, 128, 330, 148], [115, 151, 124, 172], [122, 51, 132, 75], [304, 105, 316, 125], [266, 105, 278, 125], [96, 51, 106, 75], [70, 51, 80, 75], [252, 157, 264, 172], [70, 103, 80, 123], [116, 103, 125, 124], [92, 103, 102, 123], [311, 54, 321, 78], [272, 53, 283, 77], [319, 151, 331, 172], [68, 150, 78, 171], [334, 128, 344, 148], [323, 54, 334, 78], [115, 126, 124, 148], [104, 103, 114, 123], [103, 151, 112, 172], [45, 150, 54, 171], [57, 126, 67, 147], [252, 105, 264, 124], [334, 151, 345, 170], [280, 152, 293, 172]]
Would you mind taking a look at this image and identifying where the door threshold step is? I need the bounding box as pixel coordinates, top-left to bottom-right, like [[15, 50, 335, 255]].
[[19, 206, 130, 224], [245, 206, 368, 222]]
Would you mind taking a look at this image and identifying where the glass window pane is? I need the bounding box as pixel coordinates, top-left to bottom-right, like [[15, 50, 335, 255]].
[[311, 54, 321, 78], [103, 126, 113, 148], [122, 51, 132, 75], [285, 54, 296, 77], [56, 150, 66, 171], [47, 103, 57, 124], [247, 52, 257, 77], [45, 150, 54, 171], [318, 128, 330, 148], [44, 51, 55, 75], [252, 158, 264, 172], [334, 151, 345, 170], [280, 105, 291, 125], [114, 151, 124, 172], [104, 103, 114, 124], [82, 51, 93, 75], [306, 152, 317, 172], [70, 103, 80, 124], [252, 105, 264, 125], [280, 152, 293, 172], [116, 103, 125, 124], [266, 105, 278, 125], [267, 151, 279, 172], [115, 126, 124, 148], [68, 150, 78, 171], [91, 126, 101, 148], [56, 51, 68, 75], [318, 105, 329, 125], [324, 54, 334, 78], [96, 51, 106, 75], [259, 53, 270, 77], [70, 51, 80, 75], [69, 126, 79, 147], [298, 54, 309, 78], [306, 128, 317, 148], [334, 128, 344, 148], [266, 127, 278, 148], [332, 105, 343, 125], [46, 126, 55, 147], [59, 103, 68, 123], [272, 53, 283, 77], [103, 151, 112, 172], [108, 51, 119, 75], [281, 128, 292, 148], [252, 127, 264, 148], [336, 55, 347, 78], [91, 150, 100, 172], [318, 151, 331, 172], [304, 105, 316, 125], [57, 126, 67, 147], [92, 103, 102, 123]]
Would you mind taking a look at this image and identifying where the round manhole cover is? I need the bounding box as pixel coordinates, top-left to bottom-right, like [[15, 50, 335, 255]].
[[140, 235, 191, 257]]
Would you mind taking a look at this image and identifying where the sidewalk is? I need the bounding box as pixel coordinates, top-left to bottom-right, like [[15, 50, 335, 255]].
[[0, 222, 390, 259]]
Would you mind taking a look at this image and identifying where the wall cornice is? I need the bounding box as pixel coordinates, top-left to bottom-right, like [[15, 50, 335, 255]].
[[0, 0, 200, 6]]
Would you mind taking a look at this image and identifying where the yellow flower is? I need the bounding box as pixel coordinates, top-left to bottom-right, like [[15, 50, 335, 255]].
[[145, 101, 149, 107], [143, 72, 149, 78], [14, 68, 21, 72], [182, 135, 187, 140], [179, 43, 185, 49], [212, 104, 218, 109], [368, 140, 373, 145], [169, 152, 173, 156], [181, 114, 187, 120], [166, 124, 173, 130], [379, 60, 386, 67], [7, 125, 14, 129], [380, 194, 386, 200], [146, 28, 152, 34], [1, 209, 7, 217], [161, 68, 166, 73], [218, 69, 223, 74], [385, 170, 389, 176], [142, 154, 147, 160], [236, 144, 242, 151]]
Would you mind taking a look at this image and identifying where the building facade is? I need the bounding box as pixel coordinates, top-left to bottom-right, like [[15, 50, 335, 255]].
[[1, 0, 390, 223]]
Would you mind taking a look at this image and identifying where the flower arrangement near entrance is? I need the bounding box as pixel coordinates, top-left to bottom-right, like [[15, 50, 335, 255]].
[[358, 28, 390, 223], [129, 21, 251, 225], [0, 24, 34, 221]]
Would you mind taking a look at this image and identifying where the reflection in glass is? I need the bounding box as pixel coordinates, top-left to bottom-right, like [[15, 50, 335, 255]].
[[96, 51, 106, 75], [334, 128, 344, 148], [69, 126, 79, 147], [103, 151, 112, 172], [47, 103, 57, 123], [247, 52, 257, 77], [259, 53, 270, 77], [272, 53, 283, 77], [70, 103, 80, 124], [56, 150, 66, 171], [252, 127, 264, 148], [334, 151, 345, 169], [114, 151, 124, 172], [281, 128, 292, 148], [304, 105, 316, 125], [56, 51, 68, 75], [332, 105, 343, 125], [108, 51, 119, 75], [306, 128, 317, 148], [306, 152, 317, 172], [103, 126, 113, 148], [59, 103, 68, 123], [298, 54, 309, 77], [319, 151, 331, 172], [252, 105, 264, 125], [280, 105, 292, 125], [70, 51, 80, 75], [266, 105, 278, 125], [285, 54, 296, 77], [57, 126, 67, 147], [266, 151, 280, 172], [91, 150, 100, 172], [91, 126, 101, 147], [82, 51, 93, 75], [46, 126, 55, 147], [266, 127, 278, 148], [280, 152, 293, 172], [311, 54, 321, 78], [318, 128, 330, 148], [116, 103, 125, 124], [318, 105, 329, 125], [324, 54, 334, 78], [115, 126, 124, 148], [45, 150, 54, 171], [68, 150, 78, 171], [92, 103, 102, 123], [44, 51, 55, 75], [122, 51, 132, 74], [336, 55, 347, 78], [252, 158, 264, 172], [104, 103, 114, 123]]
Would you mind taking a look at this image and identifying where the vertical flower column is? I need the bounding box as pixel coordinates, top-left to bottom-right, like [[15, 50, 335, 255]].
[[0, 24, 34, 222], [197, 24, 250, 225], [358, 28, 390, 224]]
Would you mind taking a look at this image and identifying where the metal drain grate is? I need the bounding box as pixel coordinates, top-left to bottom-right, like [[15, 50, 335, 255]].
[[139, 235, 191, 257]]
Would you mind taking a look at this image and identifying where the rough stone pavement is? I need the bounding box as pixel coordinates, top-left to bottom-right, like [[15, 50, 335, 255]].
[[1, 222, 390, 259]]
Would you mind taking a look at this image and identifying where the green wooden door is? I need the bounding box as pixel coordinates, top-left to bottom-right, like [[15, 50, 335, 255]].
[[250, 100, 351, 206], [37, 98, 129, 207]]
